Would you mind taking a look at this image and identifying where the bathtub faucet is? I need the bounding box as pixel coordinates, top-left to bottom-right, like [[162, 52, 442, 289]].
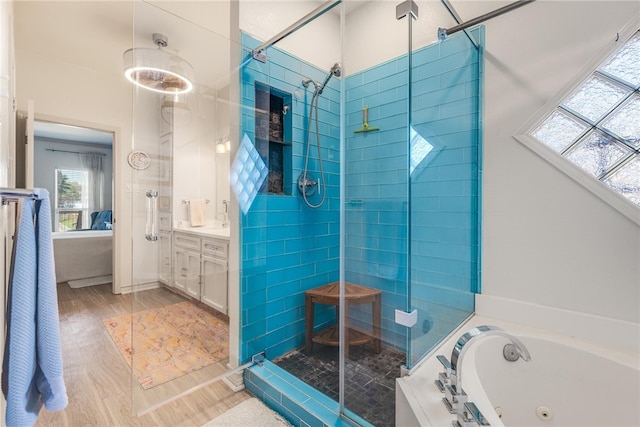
[[444, 325, 531, 414], [451, 325, 531, 391]]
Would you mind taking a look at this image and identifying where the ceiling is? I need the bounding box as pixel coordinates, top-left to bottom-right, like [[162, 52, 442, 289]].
[[14, 1, 232, 92]]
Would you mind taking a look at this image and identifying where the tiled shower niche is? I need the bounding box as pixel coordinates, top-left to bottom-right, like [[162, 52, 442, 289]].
[[255, 83, 292, 195]]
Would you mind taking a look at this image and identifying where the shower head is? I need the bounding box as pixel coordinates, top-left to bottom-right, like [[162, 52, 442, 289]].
[[330, 62, 342, 78], [318, 62, 342, 94]]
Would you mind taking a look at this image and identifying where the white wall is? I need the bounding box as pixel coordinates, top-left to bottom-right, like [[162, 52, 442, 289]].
[[171, 90, 218, 227], [477, 1, 639, 324]]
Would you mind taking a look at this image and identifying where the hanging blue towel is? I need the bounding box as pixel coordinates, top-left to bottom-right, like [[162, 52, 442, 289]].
[[2, 189, 68, 426]]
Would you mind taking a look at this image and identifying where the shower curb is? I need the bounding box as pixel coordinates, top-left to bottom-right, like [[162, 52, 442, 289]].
[[244, 360, 374, 427]]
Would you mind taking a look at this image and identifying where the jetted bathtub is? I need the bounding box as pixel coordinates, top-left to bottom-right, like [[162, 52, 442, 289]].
[[396, 316, 640, 427]]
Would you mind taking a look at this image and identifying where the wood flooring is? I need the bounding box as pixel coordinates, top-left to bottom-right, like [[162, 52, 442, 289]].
[[34, 283, 250, 427]]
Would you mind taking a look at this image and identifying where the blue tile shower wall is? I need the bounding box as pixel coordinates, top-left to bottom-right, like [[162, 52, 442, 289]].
[[240, 33, 341, 362], [344, 29, 483, 352]]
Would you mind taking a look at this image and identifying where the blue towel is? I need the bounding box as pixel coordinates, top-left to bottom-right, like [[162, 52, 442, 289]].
[[2, 189, 68, 426]]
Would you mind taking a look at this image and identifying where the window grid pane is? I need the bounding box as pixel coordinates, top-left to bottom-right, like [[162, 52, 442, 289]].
[[532, 109, 588, 153], [600, 93, 640, 148], [562, 74, 631, 123], [599, 31, 640, 87], [604, 156, 640, 206], [565, 131, 631, 178]]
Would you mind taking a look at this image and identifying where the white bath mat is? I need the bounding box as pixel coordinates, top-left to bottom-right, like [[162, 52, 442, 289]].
[[67, 274, 113, 289], [202, 397, 291, 427]]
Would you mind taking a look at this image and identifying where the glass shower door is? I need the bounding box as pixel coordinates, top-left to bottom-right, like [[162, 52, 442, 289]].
[[407, 3, 483, 367], [128, 1, 242, 416], [340, 3, 411, 425]]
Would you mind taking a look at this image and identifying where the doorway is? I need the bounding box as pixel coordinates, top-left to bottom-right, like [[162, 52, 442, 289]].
[[18, 115, 118, 294]]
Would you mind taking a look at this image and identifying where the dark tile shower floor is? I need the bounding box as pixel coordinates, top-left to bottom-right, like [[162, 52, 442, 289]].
[[273, 343, 406, 427]]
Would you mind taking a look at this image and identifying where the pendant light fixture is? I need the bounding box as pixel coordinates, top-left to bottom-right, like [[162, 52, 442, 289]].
[[123, 33, 194, 95]]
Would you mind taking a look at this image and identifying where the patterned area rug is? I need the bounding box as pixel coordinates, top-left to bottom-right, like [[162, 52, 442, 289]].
[[103, 301, 228, 389]]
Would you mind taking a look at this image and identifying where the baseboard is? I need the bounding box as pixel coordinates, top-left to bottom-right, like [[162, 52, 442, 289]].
[[119, 281, 161, 295], [476, 294, 639, 352]]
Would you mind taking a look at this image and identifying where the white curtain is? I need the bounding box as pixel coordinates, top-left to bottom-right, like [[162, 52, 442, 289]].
[[79, 153, 104, 228]]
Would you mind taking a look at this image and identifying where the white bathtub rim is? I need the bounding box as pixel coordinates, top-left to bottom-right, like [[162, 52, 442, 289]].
[[396, 314, 640, 427], [52, 229, 113, 239]]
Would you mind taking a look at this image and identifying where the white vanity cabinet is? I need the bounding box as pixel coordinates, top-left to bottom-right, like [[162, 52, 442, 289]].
[[172, 231, 228, 314], [201, 238, 228, 314], [173, 233, 201, 297]]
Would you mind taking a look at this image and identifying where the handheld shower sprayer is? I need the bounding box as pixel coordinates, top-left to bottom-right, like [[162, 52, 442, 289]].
[[299, 62, 342, 208]]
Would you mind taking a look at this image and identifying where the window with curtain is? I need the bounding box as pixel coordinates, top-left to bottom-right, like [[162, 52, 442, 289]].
[[79, 152, 105, 218]]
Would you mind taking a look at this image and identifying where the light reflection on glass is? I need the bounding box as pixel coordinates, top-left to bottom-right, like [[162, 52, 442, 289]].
[[410, 126, 435, 175]]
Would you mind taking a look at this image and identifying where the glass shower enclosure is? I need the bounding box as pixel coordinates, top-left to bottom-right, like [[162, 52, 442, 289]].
[[237, 0, 481, 425]]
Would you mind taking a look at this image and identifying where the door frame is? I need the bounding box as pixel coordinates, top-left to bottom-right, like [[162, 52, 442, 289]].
[[25, 111, 121, 294]]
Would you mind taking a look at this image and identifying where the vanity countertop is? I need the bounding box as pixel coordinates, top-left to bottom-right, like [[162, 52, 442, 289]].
[[173, 226, 230, 240]]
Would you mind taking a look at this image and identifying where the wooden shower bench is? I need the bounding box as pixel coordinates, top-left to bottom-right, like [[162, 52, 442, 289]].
[[305, 282, 381, 358]]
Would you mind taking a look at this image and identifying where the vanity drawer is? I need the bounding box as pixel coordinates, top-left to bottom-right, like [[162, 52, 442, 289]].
[[201, 238, 228, 259], [174, 233, 200, 251]]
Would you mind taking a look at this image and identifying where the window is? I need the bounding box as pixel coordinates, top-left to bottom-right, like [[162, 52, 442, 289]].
[[55, 168, 88, 231], [525, 30, 640, 211]]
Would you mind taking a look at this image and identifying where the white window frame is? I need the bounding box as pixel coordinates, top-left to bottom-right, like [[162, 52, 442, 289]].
[[514, 19, 640, 226]]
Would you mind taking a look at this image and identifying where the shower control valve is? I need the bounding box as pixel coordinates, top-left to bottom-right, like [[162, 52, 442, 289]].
[[298, 173, 318, 197]]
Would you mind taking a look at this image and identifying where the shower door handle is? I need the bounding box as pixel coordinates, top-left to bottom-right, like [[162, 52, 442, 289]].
[[145, 189, 158, 241]]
